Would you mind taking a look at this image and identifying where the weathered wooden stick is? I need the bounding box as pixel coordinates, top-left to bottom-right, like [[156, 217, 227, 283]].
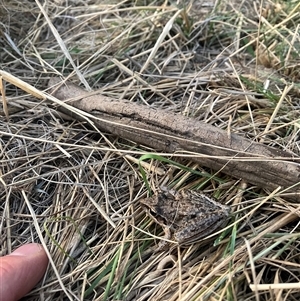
[[48, 78, 300, 198]]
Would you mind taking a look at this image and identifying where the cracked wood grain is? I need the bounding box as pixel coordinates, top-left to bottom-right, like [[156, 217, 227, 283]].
[[48, 78, 300, 199]]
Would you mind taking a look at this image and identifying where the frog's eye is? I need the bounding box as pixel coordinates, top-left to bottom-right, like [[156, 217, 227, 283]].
[[148, 208, 156, 216], [149, 208, 162, 218]]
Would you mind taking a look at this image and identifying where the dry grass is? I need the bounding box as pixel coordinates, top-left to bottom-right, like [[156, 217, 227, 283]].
[[1, 0, 300, 300]]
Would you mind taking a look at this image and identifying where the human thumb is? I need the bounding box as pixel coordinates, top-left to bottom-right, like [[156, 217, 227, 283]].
[[0, 243, 48, 301]]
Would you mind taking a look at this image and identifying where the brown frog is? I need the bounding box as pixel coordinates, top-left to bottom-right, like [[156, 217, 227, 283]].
[[139, 187, 231, 246]]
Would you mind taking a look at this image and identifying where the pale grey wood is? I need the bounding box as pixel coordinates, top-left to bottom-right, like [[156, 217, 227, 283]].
[[49, 78, 300, 199]]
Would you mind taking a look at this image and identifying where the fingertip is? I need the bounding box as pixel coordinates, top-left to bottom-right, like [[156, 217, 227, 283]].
[[11, 243, 46, 256], [0, 243, 49, 301]]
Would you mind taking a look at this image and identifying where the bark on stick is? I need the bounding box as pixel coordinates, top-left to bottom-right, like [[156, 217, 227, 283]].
[[48, 78, 300, 199]]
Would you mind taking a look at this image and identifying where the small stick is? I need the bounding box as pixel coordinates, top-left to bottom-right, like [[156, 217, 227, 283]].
[[48, 78, 300, 199]]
